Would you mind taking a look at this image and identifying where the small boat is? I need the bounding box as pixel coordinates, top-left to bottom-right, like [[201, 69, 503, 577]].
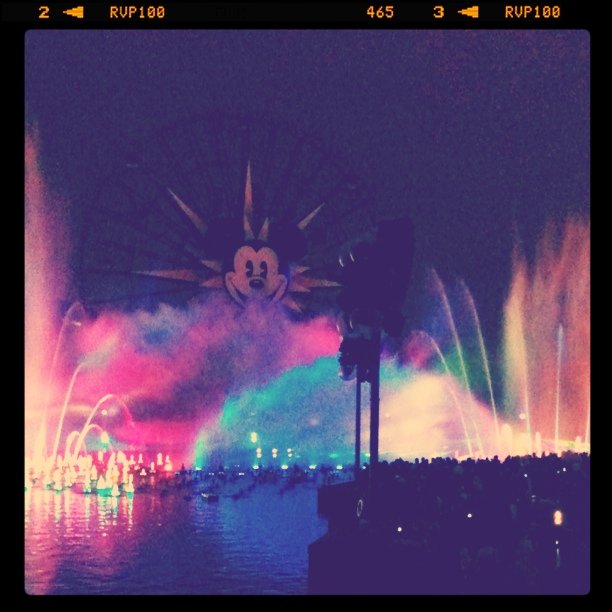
[[201, 492, 220, 502]]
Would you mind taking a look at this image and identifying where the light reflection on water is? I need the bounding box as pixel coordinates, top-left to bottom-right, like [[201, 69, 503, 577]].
[[25, 483, 326, 595]]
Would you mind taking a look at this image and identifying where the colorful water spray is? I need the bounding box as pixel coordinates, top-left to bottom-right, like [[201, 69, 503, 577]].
[[459, 279, 502, 455], [71, 394, 128, 464], [431, 270, 484, 456], [503, 219, 590, 454], [555, 325, 564, 455], [25, 129, 589, 471], [33, 302, 85, 468], [50, 362, 85, 466], [412, 331, 474, 457]]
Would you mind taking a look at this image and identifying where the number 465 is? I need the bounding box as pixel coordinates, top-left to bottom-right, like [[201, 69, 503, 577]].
[[367, 6, 394, 19]]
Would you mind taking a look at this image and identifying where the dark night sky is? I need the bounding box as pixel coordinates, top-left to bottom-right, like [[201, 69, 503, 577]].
[[25, 29, 589, 357]]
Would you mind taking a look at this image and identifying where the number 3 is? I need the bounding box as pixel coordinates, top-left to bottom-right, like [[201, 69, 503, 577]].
[[433, 5, 444, 18]]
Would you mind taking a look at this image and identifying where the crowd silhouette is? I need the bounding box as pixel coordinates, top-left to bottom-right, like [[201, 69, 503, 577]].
[[316, 451, 589, 594]]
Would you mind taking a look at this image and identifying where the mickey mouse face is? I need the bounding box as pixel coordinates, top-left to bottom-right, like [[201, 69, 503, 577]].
[[224, 244, 288, 306]]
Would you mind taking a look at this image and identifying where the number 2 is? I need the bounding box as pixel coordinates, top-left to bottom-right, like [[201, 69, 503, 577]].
[[38, 5, 50, 19], [433, 5, 444, 18]]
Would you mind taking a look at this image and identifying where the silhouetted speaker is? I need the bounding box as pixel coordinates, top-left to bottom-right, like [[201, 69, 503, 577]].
[[338, 336, 374, 381], [337, 217, 413, 382], [338, 216, 413, 337], [375, 217, 414, 335]]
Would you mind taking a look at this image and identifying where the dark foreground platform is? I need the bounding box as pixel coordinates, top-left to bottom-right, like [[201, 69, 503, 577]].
[[309, 522, 589, 595], [308, 475, 589, 595]]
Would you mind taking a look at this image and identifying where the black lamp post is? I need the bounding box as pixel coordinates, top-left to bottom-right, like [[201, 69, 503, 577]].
[[337, 217, 414, 520], [355, 369, 362, 475]]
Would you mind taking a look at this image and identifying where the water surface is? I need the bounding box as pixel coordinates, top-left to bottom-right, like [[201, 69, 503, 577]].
[[25, 483, 327, 595]]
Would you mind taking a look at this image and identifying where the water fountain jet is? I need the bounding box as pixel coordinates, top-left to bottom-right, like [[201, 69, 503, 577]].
[[432, 270, 484, 455], [414, 331, 474, 457]]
